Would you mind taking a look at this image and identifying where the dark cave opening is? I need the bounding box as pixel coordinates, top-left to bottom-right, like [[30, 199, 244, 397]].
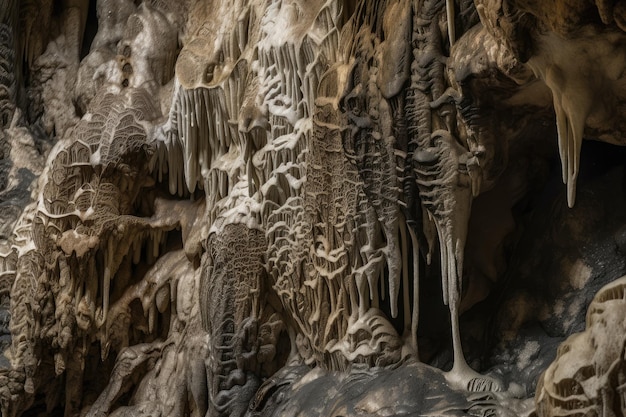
[[399, 137, 626, 373], [80, 0, 98, 61]]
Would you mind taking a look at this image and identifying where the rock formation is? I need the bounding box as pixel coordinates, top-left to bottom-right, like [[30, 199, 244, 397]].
[[2, 0, 626, 416]]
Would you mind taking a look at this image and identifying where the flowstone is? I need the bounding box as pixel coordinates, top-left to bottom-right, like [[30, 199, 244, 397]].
[[3, 1, 626, 416]]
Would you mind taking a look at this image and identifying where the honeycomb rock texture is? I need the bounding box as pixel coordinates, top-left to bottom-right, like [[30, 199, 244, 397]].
[[3, 1, 626, 416]]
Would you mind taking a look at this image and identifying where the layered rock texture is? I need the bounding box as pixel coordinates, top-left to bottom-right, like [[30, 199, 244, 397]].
[[2, 0, 626, 416]]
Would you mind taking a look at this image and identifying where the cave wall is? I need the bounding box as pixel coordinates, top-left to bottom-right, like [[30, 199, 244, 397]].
[[2, 0, 626, 416]]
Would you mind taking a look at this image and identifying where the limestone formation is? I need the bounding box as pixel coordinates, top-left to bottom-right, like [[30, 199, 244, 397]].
[[536, 275, 626, 417], [2, 1, 626, 416]]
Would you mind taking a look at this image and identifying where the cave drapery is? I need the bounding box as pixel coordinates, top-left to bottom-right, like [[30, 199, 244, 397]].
[[3, 0, 626, 416]]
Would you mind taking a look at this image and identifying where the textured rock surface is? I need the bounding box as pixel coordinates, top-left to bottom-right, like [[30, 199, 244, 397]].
[[2, 0, 626, 416]]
